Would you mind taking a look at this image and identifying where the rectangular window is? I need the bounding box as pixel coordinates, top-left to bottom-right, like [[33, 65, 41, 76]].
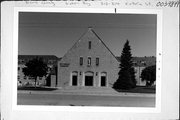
[[87, 57, 91, 66], [18, 67, 20, 71], [96, 58, 99, 66], [80, 57, 83, 66], [88, 41, 91, 49]]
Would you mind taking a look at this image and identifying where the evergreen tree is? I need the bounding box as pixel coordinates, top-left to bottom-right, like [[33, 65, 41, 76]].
[[113, 40, 136, 90]]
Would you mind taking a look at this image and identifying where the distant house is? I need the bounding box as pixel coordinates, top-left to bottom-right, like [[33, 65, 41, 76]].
[[132, 56, 156, 86], [57, 28, 119, 88], [18, 55, 59, 87]]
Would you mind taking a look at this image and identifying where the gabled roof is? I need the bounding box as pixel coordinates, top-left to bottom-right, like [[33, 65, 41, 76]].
[[63, 27, 119, 62]]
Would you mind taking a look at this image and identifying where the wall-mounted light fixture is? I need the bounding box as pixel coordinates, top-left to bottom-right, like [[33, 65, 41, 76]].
[[96, 72, 98, 76]]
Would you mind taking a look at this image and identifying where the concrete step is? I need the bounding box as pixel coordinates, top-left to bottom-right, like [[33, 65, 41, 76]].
[[58, 87, 119, 95]]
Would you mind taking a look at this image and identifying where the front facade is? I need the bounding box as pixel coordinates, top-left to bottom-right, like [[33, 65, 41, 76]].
[[57, 28, 119, 88]]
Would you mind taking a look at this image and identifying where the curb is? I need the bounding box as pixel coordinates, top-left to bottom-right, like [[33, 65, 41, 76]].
[[18, 90, 155, 97]]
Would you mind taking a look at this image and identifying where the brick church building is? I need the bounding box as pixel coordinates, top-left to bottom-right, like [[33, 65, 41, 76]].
[[57, 28, 119, 88]]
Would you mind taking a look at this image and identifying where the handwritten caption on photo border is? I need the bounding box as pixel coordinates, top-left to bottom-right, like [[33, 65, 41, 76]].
[[24, 0, 179, 8]]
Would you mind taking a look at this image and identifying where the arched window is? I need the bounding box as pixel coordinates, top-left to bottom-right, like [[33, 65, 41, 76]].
[[71, 71, 78, 86], [87, 57, 91, 66]]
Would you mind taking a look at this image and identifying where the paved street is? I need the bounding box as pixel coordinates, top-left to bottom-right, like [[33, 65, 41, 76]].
[[17, 92, 155, 107]]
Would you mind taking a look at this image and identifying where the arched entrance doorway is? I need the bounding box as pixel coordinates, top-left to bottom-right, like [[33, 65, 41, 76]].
[[71, 71, 78, 86], [100, 72, 107, 87], [85, 71, 94, 86]]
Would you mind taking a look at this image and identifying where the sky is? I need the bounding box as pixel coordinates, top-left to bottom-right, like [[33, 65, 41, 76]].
[[19, 12, 156, 58]]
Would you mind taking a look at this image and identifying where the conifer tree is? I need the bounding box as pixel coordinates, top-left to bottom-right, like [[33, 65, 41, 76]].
[[113, 40, 136, 90]]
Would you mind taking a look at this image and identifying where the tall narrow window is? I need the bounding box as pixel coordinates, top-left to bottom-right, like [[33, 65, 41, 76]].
[[88, 41, 91, 49], [96, 58, 99, 66], [80, 57, 83, 66], [87, 57, 91, 66]]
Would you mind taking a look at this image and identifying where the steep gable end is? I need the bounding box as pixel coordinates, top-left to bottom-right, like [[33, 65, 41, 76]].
[[60, 27, 119, 63], [58, 28, 120, 88]]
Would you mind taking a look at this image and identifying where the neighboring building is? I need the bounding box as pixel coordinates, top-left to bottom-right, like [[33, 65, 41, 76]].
[[132, 57, 156, 86], [57, 28, 119, 88], [116, 56, 156, 86], [18, 55, 59, 87]]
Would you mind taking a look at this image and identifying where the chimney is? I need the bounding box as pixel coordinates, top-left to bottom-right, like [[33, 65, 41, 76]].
[[88, 26, 93, 30]]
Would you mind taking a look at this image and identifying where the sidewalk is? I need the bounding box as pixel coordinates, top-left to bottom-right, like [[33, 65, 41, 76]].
[[18, 87, 155, 97]]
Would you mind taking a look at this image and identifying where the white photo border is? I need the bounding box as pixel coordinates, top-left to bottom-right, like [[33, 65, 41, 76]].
[[12, 7, 162, 113]]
